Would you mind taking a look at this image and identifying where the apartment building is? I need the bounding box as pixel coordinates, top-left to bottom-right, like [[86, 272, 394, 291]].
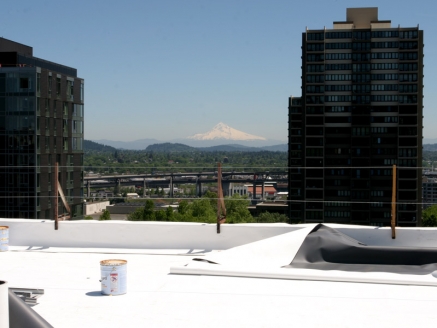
[[0, 38, 84, 219], [288, 8, 423, 226]]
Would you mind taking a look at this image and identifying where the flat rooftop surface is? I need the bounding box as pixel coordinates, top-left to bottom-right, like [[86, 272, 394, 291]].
[[3, 246, 437, 327]]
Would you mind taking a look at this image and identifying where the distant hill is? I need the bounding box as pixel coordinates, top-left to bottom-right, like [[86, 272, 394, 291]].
[[146, 143, 195, 152], [198, 144, 287, 152], [145, 143, 287, 152], [198, 144, 256, 152], [91, 137, 285, 149], [93, 138, 160, 150], [170, 138, 286, 148], [259, 144, 287, 152], [85, 140, 287, 153], [84, 140, 116, 152], [424, 139, 437, 145], [424, 144, 437, 151]]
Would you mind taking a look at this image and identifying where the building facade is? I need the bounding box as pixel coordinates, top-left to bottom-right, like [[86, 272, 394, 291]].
[[422, 174, 437, 209], [288, 8, 423, 226], [229, 183, 278, 200], [0, 38, 84, 219]]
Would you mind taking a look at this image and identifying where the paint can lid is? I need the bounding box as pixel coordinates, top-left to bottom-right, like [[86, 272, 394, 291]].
[[100, 259, 127, 266]]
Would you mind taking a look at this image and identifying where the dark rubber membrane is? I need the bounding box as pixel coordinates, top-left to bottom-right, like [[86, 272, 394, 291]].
[[284, 224, 437, 275]]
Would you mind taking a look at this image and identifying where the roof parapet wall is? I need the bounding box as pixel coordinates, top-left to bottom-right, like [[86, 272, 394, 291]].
[[0, 37, 32, 56]]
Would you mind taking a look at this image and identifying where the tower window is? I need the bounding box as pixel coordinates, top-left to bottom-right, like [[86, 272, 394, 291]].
[[20, 78, 29, 89]]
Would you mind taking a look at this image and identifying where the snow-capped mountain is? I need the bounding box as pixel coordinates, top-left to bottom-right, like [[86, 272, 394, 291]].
[[91, 123, 285, 149], [187, 122, 266, 141]]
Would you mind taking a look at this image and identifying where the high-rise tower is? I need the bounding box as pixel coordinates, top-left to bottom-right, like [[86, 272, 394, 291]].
[[0, 38, 84, 219], [288, 8, 423, 226]]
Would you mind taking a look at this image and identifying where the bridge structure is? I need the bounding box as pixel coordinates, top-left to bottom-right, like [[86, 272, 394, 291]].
[[84, 171, 288, 199]]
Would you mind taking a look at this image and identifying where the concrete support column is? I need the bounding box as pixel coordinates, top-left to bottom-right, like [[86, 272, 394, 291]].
[[222, 182, 230, 197], [253, 180, 256, 201], [87, 181, 90, 198], [143, 179, 147, 197], [262, 181, 265, 201], [170, 175, 174, 199], [197, 179, 202, 197]]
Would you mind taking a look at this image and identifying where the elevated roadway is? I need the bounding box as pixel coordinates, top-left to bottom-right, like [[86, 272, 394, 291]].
[[84, 171, 288, 198]]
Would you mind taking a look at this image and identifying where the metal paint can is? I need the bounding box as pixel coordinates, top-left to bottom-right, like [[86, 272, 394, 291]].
[[0, 226, 8, 252], [100, 259, 127, 296]]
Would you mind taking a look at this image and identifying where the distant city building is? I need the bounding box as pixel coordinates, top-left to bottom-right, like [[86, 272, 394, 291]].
[[422, 175, 437, 209], [126, 193, 140, 199], [0, 38, 84, 219], [229, 184, 249, 197], [247, 185, 277, 200], [90, 190, 114, 199], [229, 183, 277, 200], [288, 8, 423, 226]]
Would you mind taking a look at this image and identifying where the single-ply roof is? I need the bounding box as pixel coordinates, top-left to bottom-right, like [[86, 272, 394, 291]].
[[2, 220, 437, 327]]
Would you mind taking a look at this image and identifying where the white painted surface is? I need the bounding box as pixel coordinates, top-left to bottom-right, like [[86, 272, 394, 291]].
[[2, 221, 437, 327], [172, 262, 437, 287], [3, 219, 437, 250], [85, 201, 110, 215], [171, 225, 437, 286], [0, 219, 299, 250], [2, 248, 437, 328], [190, 226, 315, 269]]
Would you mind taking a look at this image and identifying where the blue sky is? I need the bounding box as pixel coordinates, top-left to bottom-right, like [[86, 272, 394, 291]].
[[1, 0, 436, 141]]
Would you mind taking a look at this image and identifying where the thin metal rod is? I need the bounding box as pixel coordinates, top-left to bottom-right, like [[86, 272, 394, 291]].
[[391, 165, 397, 239], [217, 163, 221, 234], [54, 162, 58, 230]]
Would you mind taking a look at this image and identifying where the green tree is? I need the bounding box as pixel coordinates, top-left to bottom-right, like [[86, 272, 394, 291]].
[[155, 210, 167, 221], [128, 208, 144, 221], [225, 194, 253, 223], [422, 205, 437, 227], [191, 198, 216, 221], [99, 209, 111, 221], [178, 200, 189, 215], [203, 191, 218, 208], [143, 199, 155, 221], [166, 206, 174, 221]]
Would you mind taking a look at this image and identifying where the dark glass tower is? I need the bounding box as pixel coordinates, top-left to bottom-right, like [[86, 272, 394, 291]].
[[288, 8, 423, 226], [0, 38, 84, 219]]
